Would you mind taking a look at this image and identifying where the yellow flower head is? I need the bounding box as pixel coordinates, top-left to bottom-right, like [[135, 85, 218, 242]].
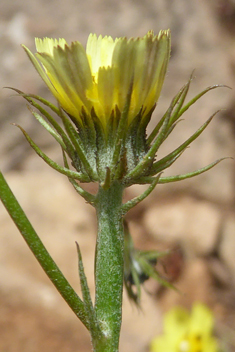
[[22, 30, 170, 131], [150, 303, 219, 352]]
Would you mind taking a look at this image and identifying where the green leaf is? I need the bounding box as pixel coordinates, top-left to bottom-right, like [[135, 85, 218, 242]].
[[177, 84, 229, 119], [168, 76, 191, 126], [0, 171, 88, 328], [62, 151, 96, 204], [150, 110, 219, 176], [147, 82, 188, 145], [28, 106, 66, 149], [76, 243, 103, 339], [122, 174, 161, 214], [151, 149, 186, 175], [14, 124, 90, 182], [10, 88, 60, 114], [8, 88, 76, 159], [158, 158, 228, 184]]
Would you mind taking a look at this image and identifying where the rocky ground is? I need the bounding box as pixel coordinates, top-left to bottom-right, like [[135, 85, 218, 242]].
[[1, 0, 235, 351]]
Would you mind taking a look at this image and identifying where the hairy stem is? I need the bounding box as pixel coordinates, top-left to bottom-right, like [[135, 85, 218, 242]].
[[94, 182, 124, 352]]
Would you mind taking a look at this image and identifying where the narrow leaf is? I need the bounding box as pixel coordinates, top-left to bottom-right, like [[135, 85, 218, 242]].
[[28, 107, 66, 149], [14, 124, 90, 182], [8, 87, 76, 159], [147, 82, 188, 145], [178, 85, 229, 119], [122, 174, 161, 214], [158, 158, 227, 184], [24, 93, 60, 115], [0, 171, 88, 329], [76, 243, 102, 339], [150, 148, 186, 175], [168, 75, 191, 126], [62, 151, 96, 204], [7, 87, 60, 115], [151, 110, 219, 176]]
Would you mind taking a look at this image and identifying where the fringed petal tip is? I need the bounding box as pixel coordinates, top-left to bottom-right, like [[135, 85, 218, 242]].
[[23, 30, 170, 132]]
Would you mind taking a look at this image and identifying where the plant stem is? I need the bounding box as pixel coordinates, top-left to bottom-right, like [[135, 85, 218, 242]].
[[0, 171, 89, 329], [94, 181, 124, 352]]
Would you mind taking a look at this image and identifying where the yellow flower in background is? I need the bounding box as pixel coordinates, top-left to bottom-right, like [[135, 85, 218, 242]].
[[150, 303, 219, 352], [22, 30, 170, 131]]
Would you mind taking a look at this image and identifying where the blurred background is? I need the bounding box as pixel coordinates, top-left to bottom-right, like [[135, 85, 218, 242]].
[[0, 0, 235, 351]]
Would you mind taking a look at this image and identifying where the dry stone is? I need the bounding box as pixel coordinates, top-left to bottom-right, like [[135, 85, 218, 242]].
[[219, 214, 235, 285], [144, 196, 221, 256]]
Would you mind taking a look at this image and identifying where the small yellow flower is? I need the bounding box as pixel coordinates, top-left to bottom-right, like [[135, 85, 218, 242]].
[[150, 303, 219, 352], [23, 30, 170, 131]]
